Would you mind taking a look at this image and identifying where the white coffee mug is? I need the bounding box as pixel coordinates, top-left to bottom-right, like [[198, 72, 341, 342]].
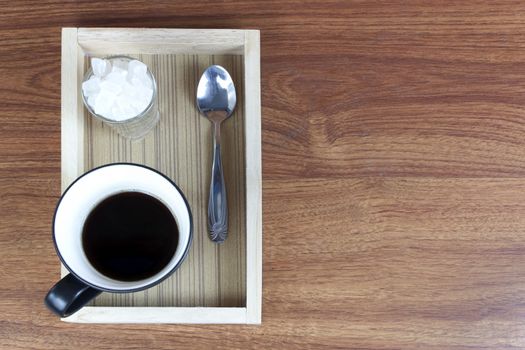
[[44, 163, 193, 317]]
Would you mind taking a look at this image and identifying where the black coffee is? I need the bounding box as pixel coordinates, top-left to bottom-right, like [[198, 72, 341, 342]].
[[82, 191, 178, 282]]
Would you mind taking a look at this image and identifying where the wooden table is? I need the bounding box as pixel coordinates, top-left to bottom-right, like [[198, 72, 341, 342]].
[[2, 1, 525, 349]]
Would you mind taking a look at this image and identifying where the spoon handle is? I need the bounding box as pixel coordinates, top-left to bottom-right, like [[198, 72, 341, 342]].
[[208, 121, 228, 243]]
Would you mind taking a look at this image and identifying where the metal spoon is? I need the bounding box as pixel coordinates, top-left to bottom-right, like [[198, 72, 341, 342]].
[[197, 65, 236, 243]]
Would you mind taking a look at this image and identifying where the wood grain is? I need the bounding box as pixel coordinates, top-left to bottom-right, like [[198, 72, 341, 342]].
[[3, 0, 525, 348]]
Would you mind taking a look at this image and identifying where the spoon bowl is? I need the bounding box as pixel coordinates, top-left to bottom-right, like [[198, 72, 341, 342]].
[[197, 65, 236, 122]]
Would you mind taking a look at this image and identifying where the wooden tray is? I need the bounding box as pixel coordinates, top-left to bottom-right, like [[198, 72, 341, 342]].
[[60, 28, 261, 324]]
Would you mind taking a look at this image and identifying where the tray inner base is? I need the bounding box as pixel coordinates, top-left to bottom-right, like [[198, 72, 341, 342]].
[[83, 53, 246, 307]]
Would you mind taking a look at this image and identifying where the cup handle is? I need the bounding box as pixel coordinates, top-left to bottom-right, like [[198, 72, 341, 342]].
[[44, 273, 102, 317]]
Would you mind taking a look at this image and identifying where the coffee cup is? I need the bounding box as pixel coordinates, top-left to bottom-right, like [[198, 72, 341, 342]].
[[44, 163, 192, 317]]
